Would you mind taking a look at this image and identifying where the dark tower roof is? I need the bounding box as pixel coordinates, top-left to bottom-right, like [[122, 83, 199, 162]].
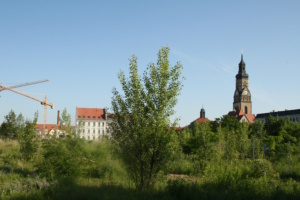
[[200, 107, 205, 119], [236, 53, 249, 78]]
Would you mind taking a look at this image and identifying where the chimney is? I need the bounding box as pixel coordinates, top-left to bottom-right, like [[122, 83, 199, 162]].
[[57, 110, 60, 125]]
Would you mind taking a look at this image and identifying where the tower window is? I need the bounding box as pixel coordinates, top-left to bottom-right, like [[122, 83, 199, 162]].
[[245, 106, 248, 114]]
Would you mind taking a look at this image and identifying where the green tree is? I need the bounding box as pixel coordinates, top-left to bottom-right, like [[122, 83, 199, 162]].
[[265, 115, 282, 136], [184, 122, 218, 172], [18, 111, 39, 161], [249, 120, 267, 139], [111, 46, 183, 189], [220, 114, 241, 132], [15, 113, 25, 136], [59, 108, 74, 136], [263, 116, 299, 161], [0, 110, 25, 139]]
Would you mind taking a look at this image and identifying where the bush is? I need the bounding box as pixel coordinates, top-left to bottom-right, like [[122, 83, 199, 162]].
[[36, 137, 87, 180], [250, 159, 278, 179]]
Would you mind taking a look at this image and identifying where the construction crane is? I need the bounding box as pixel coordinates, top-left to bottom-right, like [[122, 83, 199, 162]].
[[0, 79, 49, 92], [0, 84, 54, 135]]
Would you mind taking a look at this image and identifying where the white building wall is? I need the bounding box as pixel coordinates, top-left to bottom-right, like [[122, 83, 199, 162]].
[[76, 119, 111, 140]]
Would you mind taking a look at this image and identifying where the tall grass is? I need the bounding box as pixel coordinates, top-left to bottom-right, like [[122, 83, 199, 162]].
[[1, 139, 300, 199]]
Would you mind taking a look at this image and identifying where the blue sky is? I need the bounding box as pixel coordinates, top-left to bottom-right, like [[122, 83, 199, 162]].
[[0, 1, 299, 126]]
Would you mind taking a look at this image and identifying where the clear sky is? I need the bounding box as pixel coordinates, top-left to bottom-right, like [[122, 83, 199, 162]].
[[0, 0, 299, 127]]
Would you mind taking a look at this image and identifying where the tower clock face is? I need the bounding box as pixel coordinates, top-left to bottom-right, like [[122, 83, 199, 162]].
[[243, 90, 248, 95]]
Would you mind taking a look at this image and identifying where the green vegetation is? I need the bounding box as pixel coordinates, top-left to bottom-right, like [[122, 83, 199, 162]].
[[0, 114, 300, 199], [0, 48, 300, 199], [111, 46, 183, 189]]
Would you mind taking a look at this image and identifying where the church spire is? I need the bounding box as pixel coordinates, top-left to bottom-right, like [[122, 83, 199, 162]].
[[233, 52, 252, 115], [237, 50, 248, 78]]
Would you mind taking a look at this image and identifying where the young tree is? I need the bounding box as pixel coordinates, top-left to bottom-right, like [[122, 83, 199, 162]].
[[0, 110, 25, 139], [184, 122, 218, 172], [0, 110, 17, 139], [111, 46, 183, 189], [59, 108, 74, 136], [18, 111, 39, 161]]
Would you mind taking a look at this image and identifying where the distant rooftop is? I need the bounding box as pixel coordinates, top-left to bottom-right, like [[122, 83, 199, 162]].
[[256, 109, 300, 118]]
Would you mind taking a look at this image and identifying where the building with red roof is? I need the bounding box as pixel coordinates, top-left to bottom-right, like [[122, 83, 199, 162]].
[[35, 123, 68, 138], [187, 107, 210, 128], [75, 107, 110, 140], [228, 109, 255, 124]]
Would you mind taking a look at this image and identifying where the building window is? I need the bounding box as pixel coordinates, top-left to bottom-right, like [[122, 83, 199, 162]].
[[102, 130, 104, 134], [102, 122, 104, 126], [82, 129, 85, 133], [93, 122, 95, 126], [245, 106, 248, 114], [93, 129, 95, 134], [88, 136, 90, 140], [88, 129, 90, 134], [93, 116, 95, 119], [88, 122, 90, 126], [98, 130, 100, 134], [98, 122, 100, 126], [88, 116, 90, 118]]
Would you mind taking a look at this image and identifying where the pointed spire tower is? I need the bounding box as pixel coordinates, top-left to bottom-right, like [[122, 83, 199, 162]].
[[200, 106, 205, 119], [233, 51, 252, 114]]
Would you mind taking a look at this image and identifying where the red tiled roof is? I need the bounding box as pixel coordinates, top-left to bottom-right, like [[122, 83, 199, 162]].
[[228, 110, 255, 124], [35, 124, 59, 131], [76, 107, 106, 120], [196, 118, 209, 123], [175, 127, 184, 131], [187, 117, 210, 128], [245, 114, 255, 123]]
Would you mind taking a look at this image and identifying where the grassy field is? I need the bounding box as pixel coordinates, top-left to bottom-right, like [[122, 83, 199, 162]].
[[1, 139, 300, 200]]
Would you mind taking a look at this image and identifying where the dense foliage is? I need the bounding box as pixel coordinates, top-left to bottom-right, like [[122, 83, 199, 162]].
[[0, 110, 300, 199]]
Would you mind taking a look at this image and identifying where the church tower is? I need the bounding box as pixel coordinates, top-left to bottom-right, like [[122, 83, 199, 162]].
[[233, 53, 252, 114]]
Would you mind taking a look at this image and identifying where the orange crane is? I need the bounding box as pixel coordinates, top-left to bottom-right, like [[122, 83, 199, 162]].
[[0, 81, 54, 135], [0, 79, 49, 91]]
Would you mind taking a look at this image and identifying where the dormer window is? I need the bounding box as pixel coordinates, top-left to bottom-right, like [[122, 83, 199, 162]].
[[88, 116, 90, 118]]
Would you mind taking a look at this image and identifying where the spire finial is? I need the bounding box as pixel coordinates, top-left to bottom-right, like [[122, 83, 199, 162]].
[[241, 49, 244, 60]]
